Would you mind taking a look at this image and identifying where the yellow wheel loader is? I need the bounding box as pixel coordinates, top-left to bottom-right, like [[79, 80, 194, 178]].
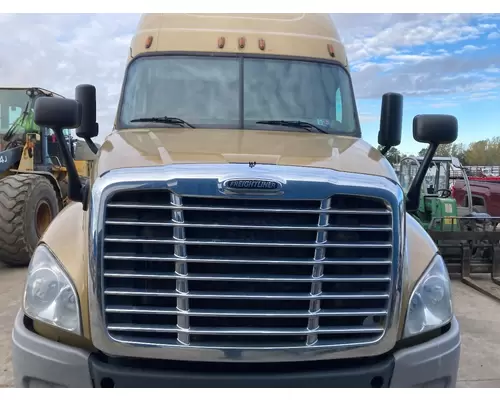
[[0, 87, 93, 266]]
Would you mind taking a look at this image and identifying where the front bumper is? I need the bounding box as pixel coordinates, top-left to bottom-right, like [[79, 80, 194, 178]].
[[11, 310, 461, 388]]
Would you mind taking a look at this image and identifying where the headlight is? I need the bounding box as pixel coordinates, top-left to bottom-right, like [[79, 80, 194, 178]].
[[23, 245, 82, 335], [403, 254, 453, 338]]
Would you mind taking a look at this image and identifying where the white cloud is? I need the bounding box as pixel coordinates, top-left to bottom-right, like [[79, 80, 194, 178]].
[[430, 102, 459, 108], [454, 44, 487, 53], [0, 13, 141, 141], [333, 13, 495, 63], [333, 13, 500, 100], [479, 23, 498, 30], [0, 13, 497, 139], [385, 53, 448, 62]]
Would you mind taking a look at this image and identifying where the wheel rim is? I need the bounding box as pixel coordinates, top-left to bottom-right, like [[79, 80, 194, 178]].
[[35, 200, 52, 238]]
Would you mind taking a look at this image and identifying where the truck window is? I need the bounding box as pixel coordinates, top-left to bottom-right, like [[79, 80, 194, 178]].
[[243, 58, 356, 133], [121, 56, 240, 129], [335, 88, 342, 123], [119, 55, 358, 136], [0, 89, 35, 134]]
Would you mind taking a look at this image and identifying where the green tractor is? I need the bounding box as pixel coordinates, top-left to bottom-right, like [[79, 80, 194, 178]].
[[398, 155, 500, 301], [398, 156, 475, 231]]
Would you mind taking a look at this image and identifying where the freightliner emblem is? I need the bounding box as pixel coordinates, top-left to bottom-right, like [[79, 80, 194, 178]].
[[221, 179, 283, 194]]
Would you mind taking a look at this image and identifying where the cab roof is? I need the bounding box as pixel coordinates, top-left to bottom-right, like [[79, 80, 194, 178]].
[[129, 13, 348, 68], [416, 156, 454, 162], [0, 86, 64, 98]]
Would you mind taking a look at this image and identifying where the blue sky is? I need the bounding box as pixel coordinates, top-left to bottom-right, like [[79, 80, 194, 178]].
[[0, 13, 498, 156], [337, 13, 500, 154]]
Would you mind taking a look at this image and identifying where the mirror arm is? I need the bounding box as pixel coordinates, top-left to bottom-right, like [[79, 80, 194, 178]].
[[53, 127, 87, 206], [85, 137, 99, 154], [406, 142, 439, 212], [380, 145, 391, 156]]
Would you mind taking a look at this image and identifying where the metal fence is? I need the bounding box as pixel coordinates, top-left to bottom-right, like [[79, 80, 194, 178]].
[[394, 163, 500, 190], [460, 165, 500, 178]]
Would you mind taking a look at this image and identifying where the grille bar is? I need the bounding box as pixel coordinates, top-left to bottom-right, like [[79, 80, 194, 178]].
[[107, 202, 391, 215], [105, 220, 392, 231], [105, 306, 389, 318], [103, 271, 391, 282], [105, 289, 390, 300], [104, 237, 392, 248], [107, 324, 385, 335], [104, 254, 391, 265]]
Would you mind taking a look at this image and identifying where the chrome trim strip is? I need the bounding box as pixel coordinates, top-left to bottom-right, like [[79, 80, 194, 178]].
[[88, 163, 405, 363], [104, 307, 389, 318], [106, 203, 391, 215], [171, 193, 190, 345], [103, 289, 390, 300], [104, 237, 393, 248], [103, 255, 391, 265], [104, 220, 392, 231], [306, 197, 331, 346], [102, 272, 392, 282]]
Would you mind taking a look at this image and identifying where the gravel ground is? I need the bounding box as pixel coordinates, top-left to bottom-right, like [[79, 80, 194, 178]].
[[1, 264, 499, 387], [0, 266, 25, 387]]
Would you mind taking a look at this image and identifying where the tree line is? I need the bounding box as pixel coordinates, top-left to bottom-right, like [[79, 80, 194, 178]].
[[378, 136, 500, 166]]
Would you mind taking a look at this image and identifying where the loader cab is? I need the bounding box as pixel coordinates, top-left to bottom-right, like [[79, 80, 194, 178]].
[[0, 87, 41, 148], [400, 156, 454, 198], [416, 157, 462, 200], [0, 86, 74, 170], [399, 157, 418, 193]]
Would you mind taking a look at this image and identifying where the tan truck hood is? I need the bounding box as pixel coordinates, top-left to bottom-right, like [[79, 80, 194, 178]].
[[94, 128, 398, 181]]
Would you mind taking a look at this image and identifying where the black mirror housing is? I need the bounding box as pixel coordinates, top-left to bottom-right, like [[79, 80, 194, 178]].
[[75, 84, 99, 139], [378, 92, 403, 148], [413, 114, 458, 145], [34, 97, 81, 129]]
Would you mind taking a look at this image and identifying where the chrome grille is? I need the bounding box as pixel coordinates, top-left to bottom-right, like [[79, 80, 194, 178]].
[[101, 190, 394, 349]]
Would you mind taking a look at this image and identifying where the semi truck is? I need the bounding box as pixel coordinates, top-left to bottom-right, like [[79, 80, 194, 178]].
[[453, 175, 500, 217], [12, 13, 460, 388]]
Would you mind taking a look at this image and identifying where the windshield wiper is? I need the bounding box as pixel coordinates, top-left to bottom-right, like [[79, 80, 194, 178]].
[[256, 120, 328, 134], [130, 116, 195, 128]]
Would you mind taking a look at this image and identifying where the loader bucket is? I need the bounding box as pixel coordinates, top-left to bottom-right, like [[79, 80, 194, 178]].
[[427, 215, 500, 302]]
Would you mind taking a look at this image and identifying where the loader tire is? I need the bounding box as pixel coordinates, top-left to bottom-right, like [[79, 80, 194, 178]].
[[0, 174, 60, 267]]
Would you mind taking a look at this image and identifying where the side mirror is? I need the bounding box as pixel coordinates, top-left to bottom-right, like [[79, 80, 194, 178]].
[[378, 92, 403, 154], [34, 97, 81, 129], [75, 84, 99, 154], [33, 95, 87, 207], [75, 84, 99, 140], [413, 114, 458, 145], [406, 114, 459, 212]]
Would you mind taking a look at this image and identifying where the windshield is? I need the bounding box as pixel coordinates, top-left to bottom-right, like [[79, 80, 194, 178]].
[[119, 55, 359, 136], [399, 160, 419, 193], [0, 89, 37, 135]]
